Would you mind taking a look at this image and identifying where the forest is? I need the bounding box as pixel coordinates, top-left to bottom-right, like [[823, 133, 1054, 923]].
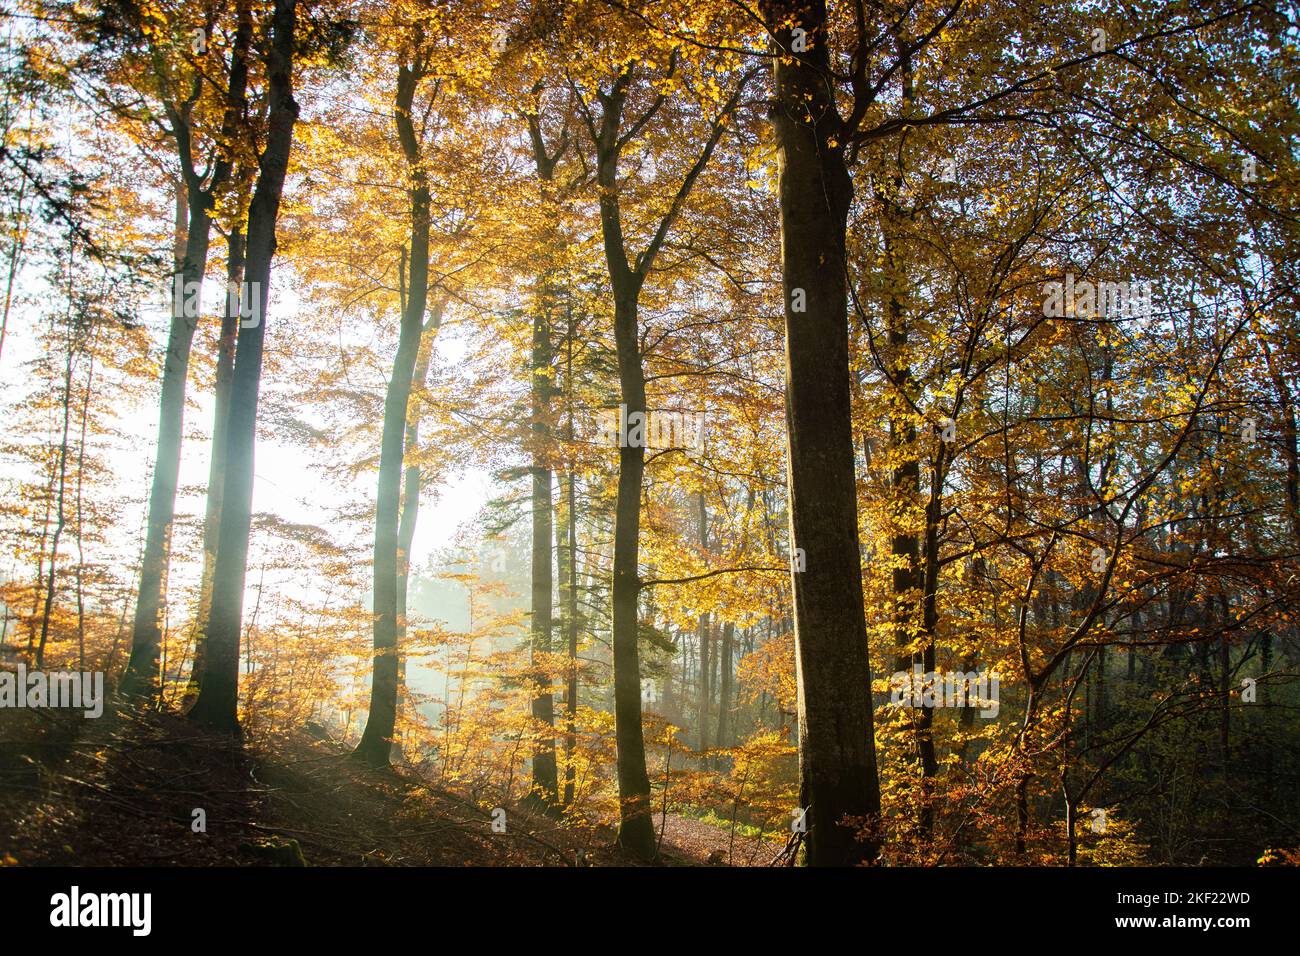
[[0, 0, 1298, 871]]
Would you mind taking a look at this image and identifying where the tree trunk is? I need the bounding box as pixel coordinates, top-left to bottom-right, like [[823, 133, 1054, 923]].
[[122, 197, 212, 695], [763, 0, 882, 865], [556, 299, 580, 807], [126, 1, 251, 698], [522, 100, 567, 808], [528, 284, 559, 805], [188, 0, 299, 734], [716, 620, 734, 750], [1262, 335, 1300, 539], [589, 58, 743, 859], [558, 462, 579, 806], [73, 338, 97, 670], [186, 226, 244, 705], [696, 492, 711, 753], [391, 310, 439, 751], [610, 287, 655, 857], [36, 334, 75, 668], [356, 57, 432, 767]]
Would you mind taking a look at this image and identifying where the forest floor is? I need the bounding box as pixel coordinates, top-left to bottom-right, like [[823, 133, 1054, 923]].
[[0, 704, 780, 867]]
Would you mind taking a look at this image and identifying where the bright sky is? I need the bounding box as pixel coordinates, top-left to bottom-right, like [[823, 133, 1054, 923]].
[[0, 267, 495, 618]]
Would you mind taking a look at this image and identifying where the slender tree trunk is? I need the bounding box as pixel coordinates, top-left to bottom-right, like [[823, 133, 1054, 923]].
[[559, 301, 580, 808], [589, 59, 743, 859], [522, 101, 567, 807], [879, 116, 938, 834], [558, 463, 579, 806], [716, 620, 734, 749], [29, 446, 54, 655], [0, 157, 30, 362], [696, 492, 711, 753], [36, 331, 75, 668], [186, 227, 245, 705], [528, 288, 558, 805], [126, 3, 250, 698], [73, 334, 96, 671], [610, 287, 655, 857], [592, 76, 653, 858], [1217, 595, 1230, 770], [1262, 336, 1300, 539], [391, 312, 439, 752], [356, 56, 431, 766], [763, 0, 882, 865], [188, 0, 299, 733], [122, 196, 212, 696]]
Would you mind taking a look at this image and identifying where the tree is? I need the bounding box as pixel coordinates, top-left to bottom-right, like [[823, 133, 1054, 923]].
[[759, 0, 882, 865], [188, 0, 301, 733], [109, 0, 252, 698], [564, 34, 754, 857], [355, 30, 437, 768]]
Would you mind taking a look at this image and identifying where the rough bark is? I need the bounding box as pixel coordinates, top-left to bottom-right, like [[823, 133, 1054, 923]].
[[763, 0, 882, 865]]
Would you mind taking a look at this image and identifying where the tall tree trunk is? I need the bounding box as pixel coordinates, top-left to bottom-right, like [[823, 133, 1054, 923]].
[[122, 195, 212, 696], [763, 0, 882, 865], [914, 471, 943, 835], [188, 0, 299, 734], [126, 3, 250, 699], [74, 338, 96, 670], [558, 462, 579, 806], [186, 226, 245, 705], [609, 285, 655, 856], [29, 433, 55, 655], [356, 55, 432, 766], [592, 78, 655, 858], [0, 140, 30, 363], [391, 309, 440, 752], [877, 48, 938, 833], [528, 287, 559, 805], [1261, 335, 1300, 539], [696, 492, 711, 753], [716, 620, 734, 749], [36, 329, 75, 668], [522, 99, 567, 808], [590, 59, 743, 860], [556, 300, 580, 807]]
